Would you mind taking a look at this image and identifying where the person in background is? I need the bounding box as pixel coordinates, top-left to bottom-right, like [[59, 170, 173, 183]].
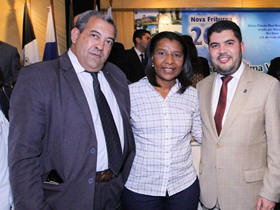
[[0, 108, 13, 209], [266, 56, 280, 210], [181, 35, 210, 87], [0, 70, 12, 120], [0, 44, 15, 209], [197, 20, 280, 210], [267, 57, 280, 81], [0, 41, 20, 86], [122, 31, 202, 210], [9, 10, 135, 210], [125, 29, 151, 83], [107, 42, 128, 76]]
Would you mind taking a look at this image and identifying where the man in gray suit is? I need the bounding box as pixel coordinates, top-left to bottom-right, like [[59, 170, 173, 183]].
[[197, 20, 280, 210], [8, 10, 135, 210]]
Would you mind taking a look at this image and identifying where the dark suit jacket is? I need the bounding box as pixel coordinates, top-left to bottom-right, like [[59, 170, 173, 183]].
[[107, 42, 128, 77], [0, 41, 20, 84], [8, 53, 135, 210], [125, 47, 146, 83]]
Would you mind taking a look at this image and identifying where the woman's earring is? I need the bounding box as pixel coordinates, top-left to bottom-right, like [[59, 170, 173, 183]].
[[152, 63, 154, 68]]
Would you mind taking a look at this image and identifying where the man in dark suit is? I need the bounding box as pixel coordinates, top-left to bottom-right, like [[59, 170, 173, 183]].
[[8, 10, 135, 210], [0, 41, 20, 85], [107, 42, 127, 75], [125, 29, 151, 83]]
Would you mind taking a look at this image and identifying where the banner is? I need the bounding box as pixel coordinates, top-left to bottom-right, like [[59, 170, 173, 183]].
[[134, 10, 280, 72]]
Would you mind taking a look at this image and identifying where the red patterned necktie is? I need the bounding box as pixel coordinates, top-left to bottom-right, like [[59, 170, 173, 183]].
[[214, 76, 233, 136]]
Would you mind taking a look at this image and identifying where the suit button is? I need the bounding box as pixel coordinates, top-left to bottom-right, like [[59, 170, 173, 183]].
[[90, 147, 96, 154], [216, 143, 221, 148], [88, 178, 94, 184]]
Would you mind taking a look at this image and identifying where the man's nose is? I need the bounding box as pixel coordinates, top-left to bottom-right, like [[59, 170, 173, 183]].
[[219, 44, 227, 53], [96, 40, 105, 50]]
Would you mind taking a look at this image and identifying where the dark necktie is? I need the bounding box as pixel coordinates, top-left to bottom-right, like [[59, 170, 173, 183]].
[[87, 71, 122, 174], [140, 53, 144, 64], [214, 76, 233, 136]]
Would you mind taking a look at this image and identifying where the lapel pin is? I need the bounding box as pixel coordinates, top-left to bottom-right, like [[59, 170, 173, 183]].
[[243, 89, 247, 93]]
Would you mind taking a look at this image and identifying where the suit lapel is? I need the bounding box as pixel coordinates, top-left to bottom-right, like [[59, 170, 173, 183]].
[[102, 67, 126, 119], [131, 49, 142, 66], [220, 66, 253, 137], [102, 66, 129, 157], [60, 53, 95, 132], [202, 73, 219, 140], [103, 65, 130, 159]]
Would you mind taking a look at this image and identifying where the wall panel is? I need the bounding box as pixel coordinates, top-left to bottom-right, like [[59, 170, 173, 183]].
[[112, 11, 134, 49]]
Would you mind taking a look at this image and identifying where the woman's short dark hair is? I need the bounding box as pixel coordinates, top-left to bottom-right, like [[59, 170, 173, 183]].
[[145, 31, 192, 94]]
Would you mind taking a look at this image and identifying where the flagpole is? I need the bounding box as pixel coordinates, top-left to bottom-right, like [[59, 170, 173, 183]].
[[50, 0, 58, 56], [26, 0, 31, 14]]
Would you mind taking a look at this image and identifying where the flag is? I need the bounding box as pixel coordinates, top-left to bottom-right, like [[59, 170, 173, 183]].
[[22, 2, 40, 66], [43, 6, 58, 61]]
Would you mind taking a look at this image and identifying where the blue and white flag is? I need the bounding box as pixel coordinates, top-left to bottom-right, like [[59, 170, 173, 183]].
[[22, 2, 40, 66], [43, 6, 58, 61]]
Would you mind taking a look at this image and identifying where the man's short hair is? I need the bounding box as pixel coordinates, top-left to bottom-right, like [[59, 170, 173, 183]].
[[207, 20, 242, 43], [133, 29, 151, 45], [75, 10, 117, 39]]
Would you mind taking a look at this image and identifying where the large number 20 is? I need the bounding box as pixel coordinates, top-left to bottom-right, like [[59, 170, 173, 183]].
[[191, 26, 209, 45]]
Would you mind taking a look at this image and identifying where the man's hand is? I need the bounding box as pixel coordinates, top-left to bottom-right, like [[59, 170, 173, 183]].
[[256, 196, 275, 210]]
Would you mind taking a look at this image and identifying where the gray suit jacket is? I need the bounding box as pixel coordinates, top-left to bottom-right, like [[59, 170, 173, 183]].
[[197, 65, 280, 210], [8, 53, 135, 210]]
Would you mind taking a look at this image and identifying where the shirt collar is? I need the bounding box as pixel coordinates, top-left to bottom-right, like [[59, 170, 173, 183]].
[[134, 47, 143, 57], [68, 49, 85, 74], [144, 77, 181, 94], [216, 61, 245, 80]]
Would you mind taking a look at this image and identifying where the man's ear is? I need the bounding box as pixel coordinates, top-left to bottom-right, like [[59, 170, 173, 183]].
[[71, 28, 80, 44], [241, 42, 245, 54]]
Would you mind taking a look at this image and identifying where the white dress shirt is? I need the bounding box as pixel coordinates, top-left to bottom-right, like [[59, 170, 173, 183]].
[[125, 77, 202, 196], [211, 62, 245, 125], [0, 110, 13, 210], [134, 47, 145, 62], [68, 50, 124, 172]]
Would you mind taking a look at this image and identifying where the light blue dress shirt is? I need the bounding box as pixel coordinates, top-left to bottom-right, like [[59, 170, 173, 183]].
[[0, 110, 13, 209], [68, 50, 124, 172]]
